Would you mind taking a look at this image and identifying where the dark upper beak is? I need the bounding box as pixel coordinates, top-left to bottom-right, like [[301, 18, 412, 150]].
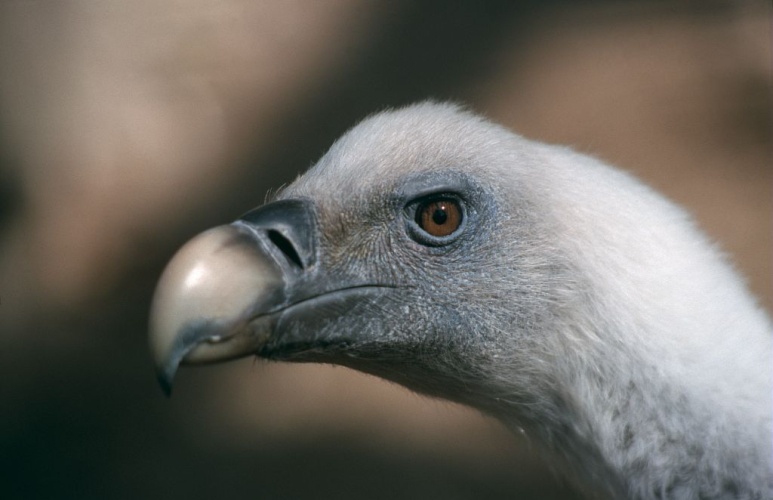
[[149, 199, 317, 395]]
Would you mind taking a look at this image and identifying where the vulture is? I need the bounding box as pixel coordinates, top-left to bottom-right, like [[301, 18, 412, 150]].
[[149, 102, 772, 499]]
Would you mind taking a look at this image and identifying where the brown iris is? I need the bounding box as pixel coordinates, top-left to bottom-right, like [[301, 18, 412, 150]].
[[416, 199, 462, 237]]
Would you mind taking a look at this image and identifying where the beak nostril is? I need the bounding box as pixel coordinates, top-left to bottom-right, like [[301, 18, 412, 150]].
[[267, 229, 304, 270]]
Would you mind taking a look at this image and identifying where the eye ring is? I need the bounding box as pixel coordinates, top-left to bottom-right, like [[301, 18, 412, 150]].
[[405, 194, 466, 246]]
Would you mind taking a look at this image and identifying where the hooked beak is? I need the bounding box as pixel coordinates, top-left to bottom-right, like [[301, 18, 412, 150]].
[[148, 225, 279, 395], [149, 199, 317, 395]]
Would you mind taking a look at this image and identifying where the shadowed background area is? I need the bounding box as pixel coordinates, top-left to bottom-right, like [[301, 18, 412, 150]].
[[0, 2, 769, 499]]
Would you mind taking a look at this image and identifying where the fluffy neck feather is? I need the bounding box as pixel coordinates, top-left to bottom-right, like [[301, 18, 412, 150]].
[[493, 142, 773, 499]]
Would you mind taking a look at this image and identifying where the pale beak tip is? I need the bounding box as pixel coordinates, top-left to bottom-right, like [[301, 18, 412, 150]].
[[148, 224, 285, 396]]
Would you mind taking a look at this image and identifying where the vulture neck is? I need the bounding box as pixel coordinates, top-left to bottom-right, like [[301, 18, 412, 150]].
[[483, 143, 773, 499], [488, 301, 772, 499]]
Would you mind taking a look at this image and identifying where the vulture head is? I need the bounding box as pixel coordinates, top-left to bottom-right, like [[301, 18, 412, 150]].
[[149, 102, 772, 499]]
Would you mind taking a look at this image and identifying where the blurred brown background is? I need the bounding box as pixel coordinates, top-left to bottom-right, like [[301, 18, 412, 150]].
[[0, 2, 770, 499]]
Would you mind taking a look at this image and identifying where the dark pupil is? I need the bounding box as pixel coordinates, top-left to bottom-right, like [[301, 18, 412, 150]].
[[432, 206, 448, 225]]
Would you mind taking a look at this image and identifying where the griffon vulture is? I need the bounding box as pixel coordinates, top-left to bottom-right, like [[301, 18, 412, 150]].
[[149, 103, 772, 499]]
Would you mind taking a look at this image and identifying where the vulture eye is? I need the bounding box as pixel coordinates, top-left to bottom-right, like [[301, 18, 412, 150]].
[[406, 195, 466, 245], [416, 199, 462, 237]]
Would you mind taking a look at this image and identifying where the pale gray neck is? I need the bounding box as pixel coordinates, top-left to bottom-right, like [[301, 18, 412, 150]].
[[494, 313, 773, 500]]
